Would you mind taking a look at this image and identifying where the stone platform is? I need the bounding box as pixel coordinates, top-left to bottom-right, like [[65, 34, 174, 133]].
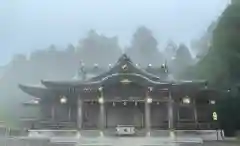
[[51, 137, 203, 146], [0, 129, 225, 146], [27, 129, 223, 141], [25, 129, 208, 146]]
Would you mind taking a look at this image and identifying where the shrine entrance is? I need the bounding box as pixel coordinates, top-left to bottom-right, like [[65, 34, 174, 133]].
[[106, 101, 145, 128]]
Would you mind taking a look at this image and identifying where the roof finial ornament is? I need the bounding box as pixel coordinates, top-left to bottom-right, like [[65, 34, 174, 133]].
[[78, 60, 87, 80], [118, 53, 132, 63], [161, 60, 169, 73]]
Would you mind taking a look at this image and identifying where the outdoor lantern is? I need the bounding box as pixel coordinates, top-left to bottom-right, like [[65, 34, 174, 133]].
[[182, 97, 190, 104], [98, 97, 104, 104], [147, 98, 153, 103], [148, 64, 152, 67], [60, 96, 67, 104]]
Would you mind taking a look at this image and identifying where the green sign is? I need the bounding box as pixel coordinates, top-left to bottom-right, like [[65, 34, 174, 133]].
[[212, 112, 217, 121]]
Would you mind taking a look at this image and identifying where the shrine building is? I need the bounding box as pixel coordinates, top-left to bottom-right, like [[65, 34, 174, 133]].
[[19, 54, 219, 134]]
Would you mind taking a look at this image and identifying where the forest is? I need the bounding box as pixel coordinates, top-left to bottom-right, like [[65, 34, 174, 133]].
[[0, 1, 239, 135]]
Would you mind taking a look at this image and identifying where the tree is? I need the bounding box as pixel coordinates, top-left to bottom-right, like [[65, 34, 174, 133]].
[[175, 44, 192, 64], [191, 21, 217, 59], [185, 2, 240, 135], [171, 43, 193, 79], [188, 2, 240, 88], [79, 30, 122, 66], [164, 40, 178, 60], [127, 26, 163, 65], [211, 3, 240, 84]]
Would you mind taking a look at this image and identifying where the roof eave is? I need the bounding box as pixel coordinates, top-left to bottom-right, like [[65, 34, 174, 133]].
[[19, 84, 52, 98]]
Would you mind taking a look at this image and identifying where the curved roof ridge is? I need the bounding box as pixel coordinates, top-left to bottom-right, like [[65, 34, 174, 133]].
[[100, 73, 169, 85]]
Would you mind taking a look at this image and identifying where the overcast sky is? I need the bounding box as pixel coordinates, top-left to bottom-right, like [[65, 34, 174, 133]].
[[0, 0, 229, 65]]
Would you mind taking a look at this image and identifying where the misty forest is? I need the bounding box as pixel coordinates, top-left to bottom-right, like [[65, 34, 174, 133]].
[[0, 2, 240, 133]]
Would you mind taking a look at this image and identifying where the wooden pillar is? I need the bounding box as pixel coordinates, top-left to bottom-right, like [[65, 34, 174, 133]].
[[99, 102, 105, 130], [68, 106, 71, 121], [168, 91, 174, 130], [168, 90, 175, 139], [51, 104, 55, 121], [98, 87, 105, 131], [145, 100, 151, 134], [145, 89, 151, 136], [193, 99, 198, 128], [77, 99, 83, 129]]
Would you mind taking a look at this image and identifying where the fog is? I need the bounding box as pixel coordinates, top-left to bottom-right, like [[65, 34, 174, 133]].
[[0, 0, 230, 127], [1, 0, 229, 64]]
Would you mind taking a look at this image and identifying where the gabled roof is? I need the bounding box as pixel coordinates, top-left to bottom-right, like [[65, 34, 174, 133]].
[[19, 54, 210, 98], [88, 54, 162, 82], [41, 54, 166, 88]]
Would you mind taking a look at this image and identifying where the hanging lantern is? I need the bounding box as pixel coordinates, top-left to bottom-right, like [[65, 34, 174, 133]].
[[147, 98, 153, 104], [210, 100, 216, 105], [60, 96, 67, 104], [182, 96, 190, 104], [98, 97, 104, 104]]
